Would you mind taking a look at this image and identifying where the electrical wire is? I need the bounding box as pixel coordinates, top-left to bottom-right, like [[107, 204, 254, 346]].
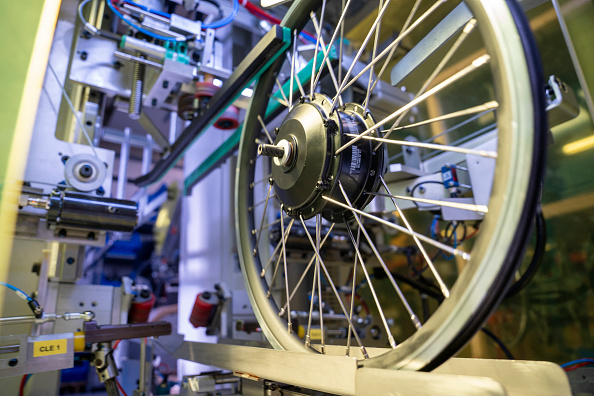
[[78, 0, 121, 41], [239, 0, 317, 43], [481, 327, 514, 360], [47, 62, 100, 159], [106, 0, 184, 42], [0, 281, 32, 301], [19, 374, 32, 396], [202, 0, 239, 29], [504, 204, 546, 300], [115, 377, 129, 396], [409, 180, 445, 208], [561, 358, 594, 369]]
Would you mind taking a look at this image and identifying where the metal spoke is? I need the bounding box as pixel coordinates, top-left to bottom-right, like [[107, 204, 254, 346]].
[[253, 183, 273, 256], [335, 54, 491, 155], [249, 194, 277, 211], [365, 0, 423, 106], [271, 95, 289, 108], [388, 109, 496, 162], [333, 0, 446, 106], [364, 0, 384, 114], [257, 115, 274, 145], [310, 0, 327, 95], [285, 52, 306, 97], [315, 214, 325, 353], [322, 196, 470, 260], [310, 12, 343, 105], [280, 207, 292, 333], [275, 77, 290, 106], [331, 0, 392, 111], [345, 133, 498, 158], [337, 182, 422, 329], [290, 30, 297, 110], [379, 18, 478, 148], [338, 0, 345, 84], [305, 262, 317, 348], [299, 216, 369, 358], [312, 0, 353, 90], [380, 178, 450, 298], [279, 223, 336, 316], [253, 217, 281, 236], [266, 221, 295, 299], [261, 219, 295, 278], [369, 191, 489, 213], [345, 224, 359, 356], [385, 101, 498, 134], [345, 221, 397, 348], [251, 174, 272, 188]]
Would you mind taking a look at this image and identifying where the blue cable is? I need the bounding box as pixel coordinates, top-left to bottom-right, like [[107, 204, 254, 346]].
[[202, 0, 239, 29], [0, 281, 33, 301], [561, 358, 594, 368], [106, 0, 183, 42]]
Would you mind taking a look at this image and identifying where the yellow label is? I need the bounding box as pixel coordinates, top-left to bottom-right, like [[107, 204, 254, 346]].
[[33, 339, 67, 357], [309, 328, 322, 340]]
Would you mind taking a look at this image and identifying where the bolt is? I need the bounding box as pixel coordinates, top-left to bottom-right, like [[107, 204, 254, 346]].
[[58, 229, 67, 238], [96, 187, 105, 196], [95, 359, 103, 367], [87, 232, 96, 240], [152, 98, 157, 107], [162, 80, 169, 89], [129, 53, 146, 120], [79, 164, 93, 178], [419, 187, 426, 194], [66, 257, 75, 265], [61, 155, 70, 164], [80, 51, 88, 61], [8, 359, 18, 367], [370, 170, 375, 176]]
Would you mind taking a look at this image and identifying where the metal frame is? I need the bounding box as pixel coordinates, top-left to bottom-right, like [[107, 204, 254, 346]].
[[174, 341, 571, 396]]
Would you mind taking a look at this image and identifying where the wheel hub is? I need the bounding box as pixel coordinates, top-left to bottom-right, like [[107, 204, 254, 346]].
[[260, 95, 387, 221]]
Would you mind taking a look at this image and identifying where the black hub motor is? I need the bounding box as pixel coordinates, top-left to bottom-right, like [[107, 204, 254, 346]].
[[258, 94, 387, 221]]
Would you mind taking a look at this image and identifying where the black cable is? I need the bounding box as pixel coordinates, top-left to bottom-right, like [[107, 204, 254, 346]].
[[481, 327, 514, 359], [409, 181, 445, 208], [505, 204, 546, 299]]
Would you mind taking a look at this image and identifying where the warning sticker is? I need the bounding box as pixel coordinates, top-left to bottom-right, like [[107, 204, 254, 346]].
[[33, 339, 67, 357]]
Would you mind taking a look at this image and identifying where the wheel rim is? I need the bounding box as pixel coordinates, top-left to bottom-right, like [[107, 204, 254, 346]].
[[236, 0, 546, 370]]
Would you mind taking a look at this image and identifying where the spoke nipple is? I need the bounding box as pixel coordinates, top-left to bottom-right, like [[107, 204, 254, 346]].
[[268, 177, 274, 185], [266, 291, 272, 299], [278, 308, 285, 317], [260, 270, 265, 278], [253, 248, 257, 256]]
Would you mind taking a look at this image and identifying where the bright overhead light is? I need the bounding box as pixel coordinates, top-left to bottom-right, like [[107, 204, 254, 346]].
[[562, 134, 594, 155], [261, 0, 292, 7]]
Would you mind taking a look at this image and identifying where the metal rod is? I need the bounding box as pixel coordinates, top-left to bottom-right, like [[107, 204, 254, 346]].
[[345, 133, 498, 158], [369, 191, 488, 213]]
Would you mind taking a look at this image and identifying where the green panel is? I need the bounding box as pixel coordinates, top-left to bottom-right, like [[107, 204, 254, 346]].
[[0, 1, 46, 189]]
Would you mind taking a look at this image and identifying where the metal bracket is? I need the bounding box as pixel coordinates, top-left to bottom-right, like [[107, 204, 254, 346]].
[[174, 341, 571, 396]]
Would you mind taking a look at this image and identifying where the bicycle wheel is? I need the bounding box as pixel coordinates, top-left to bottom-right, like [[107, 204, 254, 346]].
[[236, 0, 546, 371]]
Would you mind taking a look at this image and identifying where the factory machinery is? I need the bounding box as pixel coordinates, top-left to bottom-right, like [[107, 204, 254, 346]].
[[0, 0, 588, 395]]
